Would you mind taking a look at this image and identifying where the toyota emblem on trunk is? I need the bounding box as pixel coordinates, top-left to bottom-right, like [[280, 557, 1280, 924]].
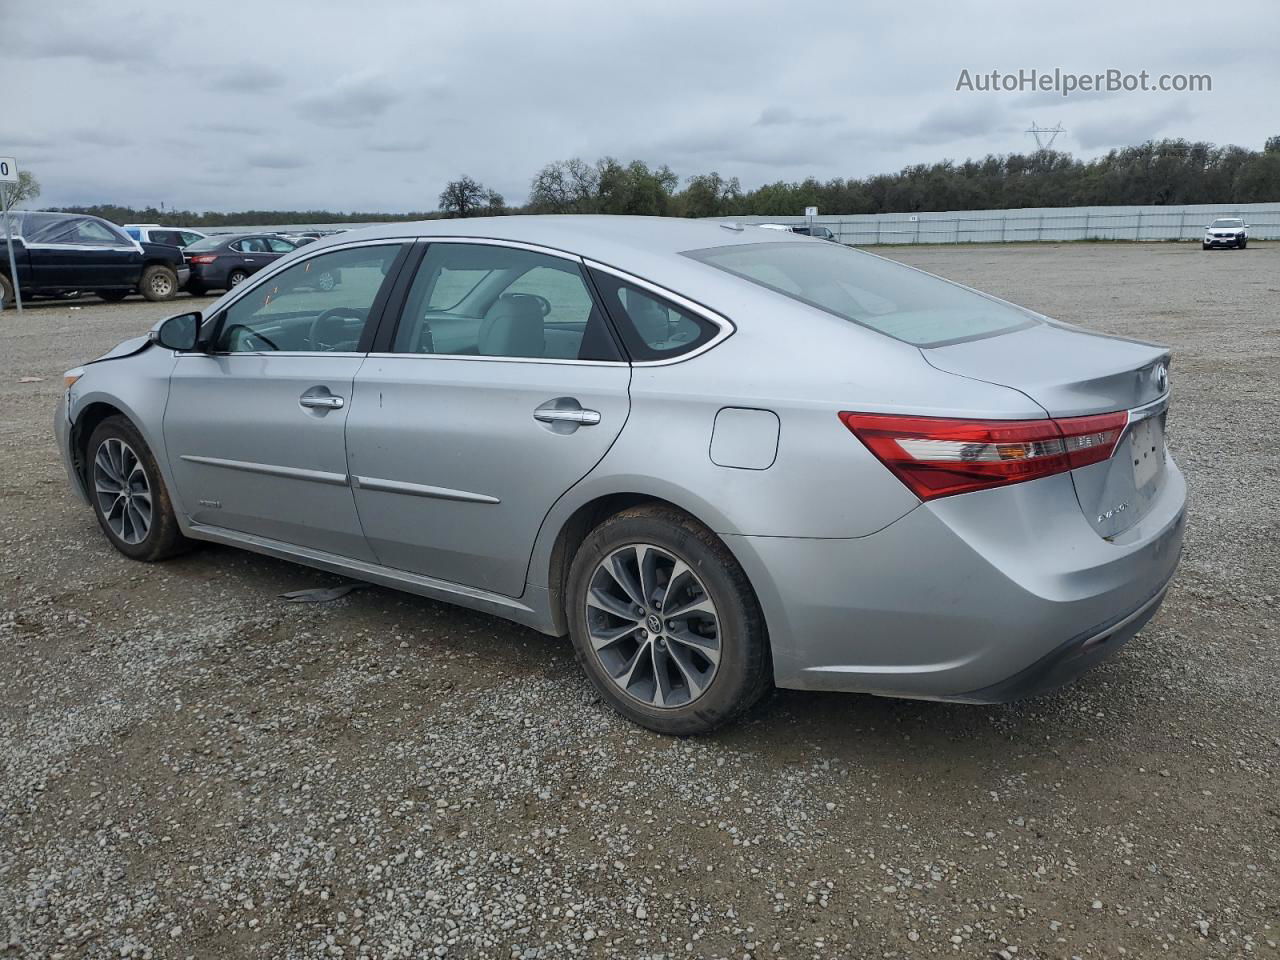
[[1153, 362, 1168, 394]]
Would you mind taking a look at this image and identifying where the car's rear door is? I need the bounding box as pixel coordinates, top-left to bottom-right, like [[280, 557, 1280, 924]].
[[163, 241, 409, 559], [345, 240, 632, 598]]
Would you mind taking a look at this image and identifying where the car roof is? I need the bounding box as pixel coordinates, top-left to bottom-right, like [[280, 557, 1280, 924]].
[[305, 215, 808, 265]]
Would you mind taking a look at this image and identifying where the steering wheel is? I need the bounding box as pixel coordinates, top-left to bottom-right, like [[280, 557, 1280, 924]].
[[220, 323, 280, 352], [503, 292, 552, 317], [308, 307, 366, 351]]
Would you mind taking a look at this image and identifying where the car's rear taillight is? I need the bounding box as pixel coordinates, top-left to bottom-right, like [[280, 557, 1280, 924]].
[[189, 255, 218, 264], [838, 410, 1127, 501]]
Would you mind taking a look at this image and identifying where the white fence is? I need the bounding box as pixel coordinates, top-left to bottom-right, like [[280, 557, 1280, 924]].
[[715, 201, 1280, 245]]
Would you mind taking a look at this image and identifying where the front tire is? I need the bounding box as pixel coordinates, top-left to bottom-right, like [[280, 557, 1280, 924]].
[[86, 416, 189, 562], [139, 265, 178, 302], [566, 505, 771, 735]]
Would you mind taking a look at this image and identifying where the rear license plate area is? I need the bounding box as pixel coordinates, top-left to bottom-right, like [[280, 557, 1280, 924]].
[[1130, 417, 1165, 488]]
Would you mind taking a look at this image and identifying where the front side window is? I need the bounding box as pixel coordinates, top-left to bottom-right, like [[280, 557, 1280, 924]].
[[215, 244, 403, 353], [392, 244, 620, 361], [684, 241, 1038, 348], [589, 269, 720, 361]]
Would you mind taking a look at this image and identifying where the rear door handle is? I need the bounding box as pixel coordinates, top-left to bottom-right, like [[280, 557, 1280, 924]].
[[534, 407, 600, 425], [300, 394, 344, 409]]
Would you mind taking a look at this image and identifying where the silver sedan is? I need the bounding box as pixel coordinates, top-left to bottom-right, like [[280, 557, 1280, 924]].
[[54, 217, 1185, 733]]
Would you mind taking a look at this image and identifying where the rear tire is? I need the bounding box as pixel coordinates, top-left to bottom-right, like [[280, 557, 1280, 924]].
[[85, 415, 190, 562], [566, 504, 771, 735], [139, 265, 178, 302], [227, 269, 248, 289], [0, 273, 13, 307], [97, 289, 129, 302], [1239, 240, 1247, 249]]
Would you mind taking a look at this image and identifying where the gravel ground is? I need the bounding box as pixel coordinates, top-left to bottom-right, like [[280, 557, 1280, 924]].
[[1, 242, 1276, 960]]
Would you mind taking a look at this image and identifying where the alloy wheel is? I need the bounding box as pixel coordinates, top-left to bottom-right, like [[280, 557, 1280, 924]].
[[93, 438, 152, 544], [585, 543, 721, 708]]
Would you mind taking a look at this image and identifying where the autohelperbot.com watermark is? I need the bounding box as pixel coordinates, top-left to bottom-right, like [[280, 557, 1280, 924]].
[[955, 68, 1212, 96]]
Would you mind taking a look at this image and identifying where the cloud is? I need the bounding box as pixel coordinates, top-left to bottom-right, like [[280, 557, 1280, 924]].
[[370, 139, 431, 153], [296, 72, 401, 127], [0, 131, 56, 149], [1074, 101, 1195, 150], [754, 106, 841, 128], [901, 103, 1015, 145], [72, 129, 130, 148], [210, 64, 287, 93], [203, 121, 267, 136], [245, 150, 308, 170]]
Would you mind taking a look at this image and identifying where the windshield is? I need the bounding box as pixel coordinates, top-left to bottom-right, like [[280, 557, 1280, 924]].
[[185, 236, 225, 252], [1211, 219, 1243, 228], [684, 241, 1038, 347]]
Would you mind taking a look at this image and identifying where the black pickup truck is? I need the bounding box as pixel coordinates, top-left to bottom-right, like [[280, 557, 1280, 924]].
[[0, 211, 190, 306]]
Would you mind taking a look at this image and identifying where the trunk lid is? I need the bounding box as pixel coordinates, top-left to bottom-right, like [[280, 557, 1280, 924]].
[[923, 323, 1171, 539]]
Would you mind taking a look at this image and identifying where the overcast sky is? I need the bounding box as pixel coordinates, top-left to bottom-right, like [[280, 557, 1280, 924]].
[[2, 0, 1276, 212]]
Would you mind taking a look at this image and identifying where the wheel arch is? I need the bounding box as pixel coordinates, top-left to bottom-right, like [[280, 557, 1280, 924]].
[[537, 489, 768, 646], [70, 400, 129, 490]]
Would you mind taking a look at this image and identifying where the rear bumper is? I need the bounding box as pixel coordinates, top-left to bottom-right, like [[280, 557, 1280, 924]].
[[726, 455, 1186, 701]]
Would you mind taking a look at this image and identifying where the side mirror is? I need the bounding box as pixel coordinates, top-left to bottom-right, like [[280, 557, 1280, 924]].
[[151, 311, 202, 351]]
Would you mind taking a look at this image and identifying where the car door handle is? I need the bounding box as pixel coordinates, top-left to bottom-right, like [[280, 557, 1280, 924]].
[[244, 258, 256, 263], [534, 407, 600, 425], [299, 395, 344, 409]]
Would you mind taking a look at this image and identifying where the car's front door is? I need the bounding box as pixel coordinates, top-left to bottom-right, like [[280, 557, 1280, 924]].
[[163, 241, 408, 559], [345, 240, 632, 597]]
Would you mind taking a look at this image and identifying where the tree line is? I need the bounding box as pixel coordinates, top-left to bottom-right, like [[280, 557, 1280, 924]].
[[36, 136, 1280, 226]]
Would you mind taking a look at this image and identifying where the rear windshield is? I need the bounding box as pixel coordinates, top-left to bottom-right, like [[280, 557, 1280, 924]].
[[683, 242, 1038, 347], [184, 236, 224, 252]]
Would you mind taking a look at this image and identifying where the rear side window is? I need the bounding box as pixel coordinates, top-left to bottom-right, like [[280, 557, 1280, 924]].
[[392, 243, 620, 362], [588, 269, 720, 361], [684, 242, 1038, 348]]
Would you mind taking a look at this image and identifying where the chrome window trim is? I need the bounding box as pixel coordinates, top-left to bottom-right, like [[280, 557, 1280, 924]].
[[583, 258, 736, 366], [364, 352, 625, 367], [175, 351, 368, 359], [413, 235, 584, 263]]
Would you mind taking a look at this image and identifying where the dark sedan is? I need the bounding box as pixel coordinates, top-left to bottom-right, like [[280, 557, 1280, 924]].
[[184, 234, 298, 294]]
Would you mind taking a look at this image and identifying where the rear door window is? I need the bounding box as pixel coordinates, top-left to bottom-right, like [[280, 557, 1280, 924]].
[[392, 243, 620, 361]]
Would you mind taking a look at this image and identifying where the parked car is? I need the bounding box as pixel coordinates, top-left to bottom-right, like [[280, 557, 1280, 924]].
[[123, 224, 209, 248], [54, 217, 1184, 734], [1202, 217, 1248, 249], [0, 211, 189, 306], [183, 233, 298, 294]]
